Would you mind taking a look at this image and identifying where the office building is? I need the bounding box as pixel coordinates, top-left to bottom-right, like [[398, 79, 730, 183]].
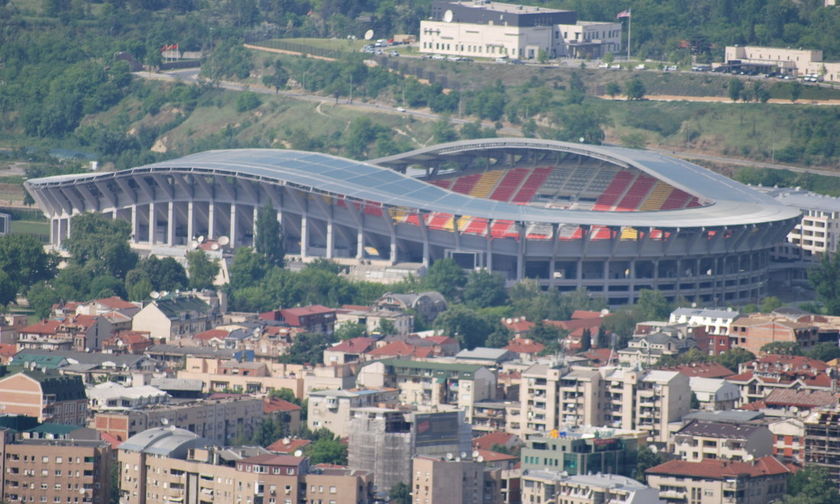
[[520, 426, 643, 477]]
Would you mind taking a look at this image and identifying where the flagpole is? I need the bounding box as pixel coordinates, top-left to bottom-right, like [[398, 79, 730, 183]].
[[627, 8, 632, 61]]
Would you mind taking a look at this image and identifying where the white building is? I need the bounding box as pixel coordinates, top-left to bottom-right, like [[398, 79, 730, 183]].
[[725, 45, 840, 82], [669, 307, 740, 336], [689, 377, 741, 411], [86, 382, 169, 411], [419, 1, 620, 60], [754, 186, 840, 260]]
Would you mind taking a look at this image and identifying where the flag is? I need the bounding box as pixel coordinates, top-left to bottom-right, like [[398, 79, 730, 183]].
[[616, 9, 631, 18]]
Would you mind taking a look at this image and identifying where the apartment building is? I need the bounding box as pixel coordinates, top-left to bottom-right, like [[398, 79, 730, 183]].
[[0, 429, 113, 504], [86, 382, 169, 411], [347, 408, 471, 491], [519, 362, 602, 436], [520, 426, 643, 477], [356, 359, 496, 423], [307, 388, 400, 437], [17, 314, 113, 352], [0, 370, 87, 424], [768, 417, 805, 465], [93, 394, 263, 443], [259, 305, 337, 334], [671, 420, 772, 462], [756, 186, 840, 260], [689, 377, 741, 411], [412, 456, 489, 504], [669, 307, 740, 337], [118, 426, 373, 504], [521, 470, 660, 504], [729, 313, 821, 355], [131, 293, 219, 342], [335, 306, 412, 336], [726, 354, 835, 405], [803, 408, 840, 484], [646, 457, 789, 504], [603, 368, 690, 444]]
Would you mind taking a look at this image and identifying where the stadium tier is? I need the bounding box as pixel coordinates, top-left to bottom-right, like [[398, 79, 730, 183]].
[[25, 138, 799, 305]]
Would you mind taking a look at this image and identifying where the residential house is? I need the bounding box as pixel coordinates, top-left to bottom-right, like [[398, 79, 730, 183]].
[[375, 291, 447, 322], [520, 470, 661, 504], [689, 377, 741, 411], [671, 420, 772, 462], [323, 337, 377, 365], [726, 354, 836, 405], [131, 293, 219, 341], [0, 370, 87, 424]]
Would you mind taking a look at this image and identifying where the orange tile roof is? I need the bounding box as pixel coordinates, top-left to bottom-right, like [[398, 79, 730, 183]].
[[20, 320, 61, 335], [571, 310, 604, 320], [0, 344, 17, 357], [647, 456, 790, 479], [194, 329, 230, 341], [96, 296, 138, 310], [472, 431, 518, 451], [328, 337, 376, 354], [505, 337, 545, 355], [663, 362, 735, 379], [476, 449, 517, 462], [264, 398, 302, 413], [267, 438, 311, 454]]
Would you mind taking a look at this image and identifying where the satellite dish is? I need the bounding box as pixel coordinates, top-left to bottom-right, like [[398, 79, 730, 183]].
[[476, 455, 484, 463], [210, 243, 220, 250], [150, 291, 160, 299], [197, 235, 205, 243], [460, 451, 467, 459], [472, 450, 479, 458], [160, 418, 169, 425], [293, 450, 303, 457], [443, 9, 454, 22], [218, 236, 230, 246], [189, 240, 199, 250], [364, 29, 374, 40], [446, 452, 454, 460]]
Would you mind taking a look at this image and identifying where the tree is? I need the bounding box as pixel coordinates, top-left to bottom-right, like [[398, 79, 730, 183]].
[[752, 81, 770, 103], [790, 81, 803, 102], [579, 328, 592, 352], [760, 341, 802, 355], [377, 318, 396, 336], [235, 91, 261, 112], [728, 78, 744, 102], [431, 118, 458, 143], [0, 234, 56, 295], [759, 296, 783, 313], [433, 304, 491, 350], [423, 258, 466, 300], [139, 256, 188, 292], [606, 81, 621, 98], [781, 465, 840, 504], [255, 205, 285, 268], [304, 435, 347, 465], [279, 332, 336, 365], [334, 322, 367, 340], [634, 446, 664, 482], [64, 213, 137, 278], [809, 253, 840, 315], [186, 250, 220, 290], [27, 282, 60, 319], [462, 269, 507, 308], [228, 247, 271, 291], [389, 482, 412, 504], [0, 270, 17, 307], [805, 342, 840, 362], [485, 326, 512, 348], [262, 61, 289, 92], [715, 348, 755, 372], [624, 78, 646, 101], [567, 72, 586, 104], [636, 289, 672, 321]]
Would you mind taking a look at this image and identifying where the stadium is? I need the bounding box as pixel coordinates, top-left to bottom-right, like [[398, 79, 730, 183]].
[[24, 138, 799, 305]]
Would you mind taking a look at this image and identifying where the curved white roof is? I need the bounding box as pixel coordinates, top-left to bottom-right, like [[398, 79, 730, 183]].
[[119, 426, 211, 456], [25, 139, 799, 228]]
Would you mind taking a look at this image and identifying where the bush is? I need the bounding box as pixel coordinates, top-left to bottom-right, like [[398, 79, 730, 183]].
[[236, 92, 261, 112]]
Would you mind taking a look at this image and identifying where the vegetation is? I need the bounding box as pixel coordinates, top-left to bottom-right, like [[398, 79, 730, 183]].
[[759, 341, 840, 362], [809, 254, 840, 315], [781, 466, 840, 504], [657, 347, 756, 371]]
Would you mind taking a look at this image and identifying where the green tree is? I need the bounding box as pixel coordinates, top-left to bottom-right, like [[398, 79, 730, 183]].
[[304, 435, 347, 465], [377, 318, 396, 336], [485, 326, 512, 348], [423, 258, 466, 300], [624, 78, 646, 101], [433, 304, 491, 350], [0, 270, 17, 307], [389, 482, 412, 504], [255, 205, 285, 268], [27, 282, 60, 319], [229, 247, 271, 291], [262, 61, 289, 92], [715, 348, 755, 372], [462, 269, 507, 308], [636, 289, 672, 321], [431, 118, 458, 143], [566, 71, 586, 104], [334, 322, 367, 340], [0, 234, 57, 295], [235, 91, 261, 112], [186, 250, 220, 290], [728, 78, 744, 102], [760, 341, 802, 355], [279, 332, 336, 365], [138, 256, 188, 292], [809, 254, 840, 315], [790, 81, 802, 103], [606, 81, 621, 98], [634, 446, 664, 482], [759, 296, 783, 313], [805, 342, 840, 362], [579, 328, 592, 352], [781, 465, 840, 504], [64, 213, 137, 278]]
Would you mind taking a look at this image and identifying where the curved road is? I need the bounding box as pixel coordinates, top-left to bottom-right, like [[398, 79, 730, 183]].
[[135, 69, 839, 177]]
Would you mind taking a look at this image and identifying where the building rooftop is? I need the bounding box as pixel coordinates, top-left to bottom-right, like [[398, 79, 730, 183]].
[[647, 456, 790, 479], [677, 420, 767, 439], [454, 347, 512, 362], [671, 307, 740, 319], [443, 0, 567, 15], [683, 410, 764, 424], [119, 426, 212, 457], [378, 358, 485, 374]]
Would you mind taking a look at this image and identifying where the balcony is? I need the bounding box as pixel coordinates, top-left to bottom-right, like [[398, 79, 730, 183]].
[[658, 489, 687, 500]]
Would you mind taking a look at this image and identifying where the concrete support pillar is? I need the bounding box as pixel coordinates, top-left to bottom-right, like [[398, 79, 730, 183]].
[[187, 202, 194, 242], [516, 221, 526, 281], [111, 209, 117, 220], [149, 202, 156, 244], [300, 213, 309, 258], [131, 205, 138, 241], [230, 203, 238, 247], [252, 206, 259, 247], [208, 202, 215, 239], [486, 219, 494, 272], [389, 228, 397, 265], [356, 227, 364, 259], [326, 219, 335, 259], [66, 214, 71, 239], [167, 202, 175, 246]]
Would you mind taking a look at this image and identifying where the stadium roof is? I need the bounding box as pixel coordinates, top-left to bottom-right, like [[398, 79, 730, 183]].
[[26, 139, 800, 228]]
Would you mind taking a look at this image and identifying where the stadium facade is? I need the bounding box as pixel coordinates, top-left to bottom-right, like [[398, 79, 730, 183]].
[[24, 138, 799, 305]]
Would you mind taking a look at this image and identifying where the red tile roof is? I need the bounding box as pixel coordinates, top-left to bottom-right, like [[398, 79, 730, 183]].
[[476, 449, 517, 462], [113, 331, 150, 345], [20, 320, 61, 335], [505, 337, 545, 355], [96, 296, 138, 310], [663, 362, 735, 379], [100, 432, 123, 449], [571, 310, 604, 320], [472, 431, 519, 451], [579, 348, 616, 367], [0, 344, 17, 357], [425, 335, 456, 345], [340, 304, 371, 312], [367, 341, 435, 358], [194, 329, 230, 341], [267, 438, 311, 454], [281, 305, 335, 317], [264, 398, 302, 413], [328, 337, 376, 354], [764, 389, 839, 409], [648, 457, 791, 480], [501, 318, 534, 333]]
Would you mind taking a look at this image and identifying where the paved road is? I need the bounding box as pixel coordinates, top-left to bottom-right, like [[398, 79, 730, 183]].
[[135, 69, 838, 175]]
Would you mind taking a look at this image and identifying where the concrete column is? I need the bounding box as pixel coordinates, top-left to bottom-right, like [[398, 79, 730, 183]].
[[187, 201, 194, 242], [389, 229, 397, 265], [356, 227, 364, 259], [111, 209, 117, 220], [300, 213, 308, 258], [208, 202, 215, 239], [167, 202, 175, 246], [230, 203, 238, 247], [131, 205, 138, 241], [516, 221, 526, 281], [149, 202, 156, 244], [66, 214, 71, 239], [252, 206, 259, 247], [326, 219, 335, 259]]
